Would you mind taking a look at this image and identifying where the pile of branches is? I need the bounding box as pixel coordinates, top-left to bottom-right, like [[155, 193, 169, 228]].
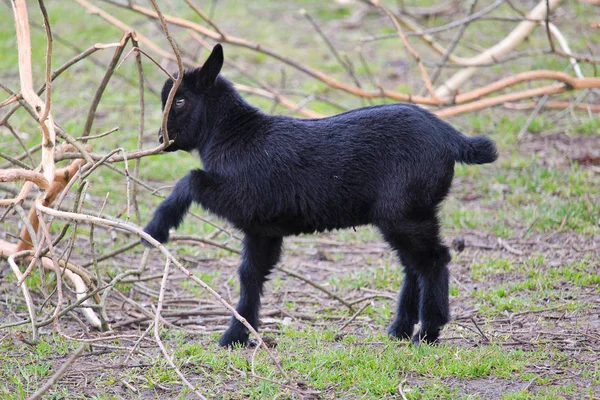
[[0, 0, 598, 397]]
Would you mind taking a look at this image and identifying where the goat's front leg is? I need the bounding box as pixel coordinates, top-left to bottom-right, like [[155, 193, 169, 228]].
[[220, 234, 283, 347], [142, 169, 214, 247]]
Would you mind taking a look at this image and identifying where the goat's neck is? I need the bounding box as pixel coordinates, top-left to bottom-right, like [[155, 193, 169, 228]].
[[199, 97, 262, 168]]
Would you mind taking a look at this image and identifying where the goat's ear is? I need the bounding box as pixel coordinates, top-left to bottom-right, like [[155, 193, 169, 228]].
[[197, 44, 224, 87]]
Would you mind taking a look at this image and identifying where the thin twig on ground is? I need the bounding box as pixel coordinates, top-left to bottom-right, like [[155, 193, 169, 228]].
[[28, 344, 86, 400], [275, 265, 355, 313]]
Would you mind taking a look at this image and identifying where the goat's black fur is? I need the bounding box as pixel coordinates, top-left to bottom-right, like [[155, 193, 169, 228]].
[[143, 44, 498, 347]]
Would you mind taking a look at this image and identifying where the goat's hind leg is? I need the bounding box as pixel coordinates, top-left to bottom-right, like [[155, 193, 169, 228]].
[[412, 243, 451, 344], [382, 223, 451, 345], [388, 269, 420, 339], [219, 234, 283, 348], [384, 233, 420, 340]]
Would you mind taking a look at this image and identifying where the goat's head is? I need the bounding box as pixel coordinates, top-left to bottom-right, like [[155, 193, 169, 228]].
[[158, 44, 224, 152]]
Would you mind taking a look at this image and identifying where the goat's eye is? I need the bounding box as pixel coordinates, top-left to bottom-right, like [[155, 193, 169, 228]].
[[175, 98, 185, 108]]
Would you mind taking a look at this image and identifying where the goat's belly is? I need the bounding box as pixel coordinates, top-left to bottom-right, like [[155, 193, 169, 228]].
[[240, 211, 371, 237]]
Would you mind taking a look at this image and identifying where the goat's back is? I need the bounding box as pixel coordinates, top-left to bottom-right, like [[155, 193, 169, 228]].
[[204, 103, 467, 235]]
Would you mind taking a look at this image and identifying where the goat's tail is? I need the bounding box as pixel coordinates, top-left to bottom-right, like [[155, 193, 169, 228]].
[[454, 135, 498, 165]]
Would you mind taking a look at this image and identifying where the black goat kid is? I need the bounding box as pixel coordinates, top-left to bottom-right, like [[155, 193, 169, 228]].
[[142, 44, 498, 347]]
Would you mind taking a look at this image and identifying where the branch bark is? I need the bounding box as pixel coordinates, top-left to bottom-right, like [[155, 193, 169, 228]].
[[11, 0, 57, 185], [0, 169, 49, 190], [435, 0, 564, 97]]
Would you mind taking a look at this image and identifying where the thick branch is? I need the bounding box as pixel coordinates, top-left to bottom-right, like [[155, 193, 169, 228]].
[[16, 159, 86, 252], [453, 71, 600, 104], [0, 168, 49, 190], [436, 0, 564, 97], [11, 0, 57, 185], [436, 84, 566, 118]]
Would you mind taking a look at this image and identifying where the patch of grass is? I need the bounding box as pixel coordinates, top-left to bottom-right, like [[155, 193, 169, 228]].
[[182, 270, 222, 296], [315, 6, 352, 21], [334, 225, 381, 242], [471, 257, 521, 280], [0, 334, 78, 399], [472, 256, 600, 289], [469, 255, 598, 316], [446, 155, 600, 235], [527, 117, 555, 134], [331, 259, 402, 290], [167, 328, 550, 398], [571, 117, 600, 135], [503, 384, 583, 400]]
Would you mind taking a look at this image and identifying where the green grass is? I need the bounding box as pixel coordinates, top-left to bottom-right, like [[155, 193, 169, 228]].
[[0, 325, 592, 398], [332, 259, 402, 290], [446, 151, 599, 236], [468, 255, 599, 316], [168, 328, 551, 398], [571, 117, 600, 135], [0, 334, 74, 399]]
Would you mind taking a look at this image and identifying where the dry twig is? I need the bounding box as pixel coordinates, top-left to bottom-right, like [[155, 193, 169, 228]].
[[28, 344, 86, 400]]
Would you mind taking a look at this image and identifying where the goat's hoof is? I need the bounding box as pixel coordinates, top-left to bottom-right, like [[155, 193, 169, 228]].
[[219, 329, 250, 348], [387, 324, 414, 341], [411, 331, 440, 346], [248, 336, 277, 349]]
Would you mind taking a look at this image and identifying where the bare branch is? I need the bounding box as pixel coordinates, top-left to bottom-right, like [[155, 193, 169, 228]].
[[435, 0, 564, 97], [154, 259, 208, 399], [6, 248, 39, 343], [0, 169, 50, 190], [367, 0, 439, 100], [82, 33, 130, 140], [37, 0, 53, 124], [11, 0, 57, 184], [148, 0, 184, 148]]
